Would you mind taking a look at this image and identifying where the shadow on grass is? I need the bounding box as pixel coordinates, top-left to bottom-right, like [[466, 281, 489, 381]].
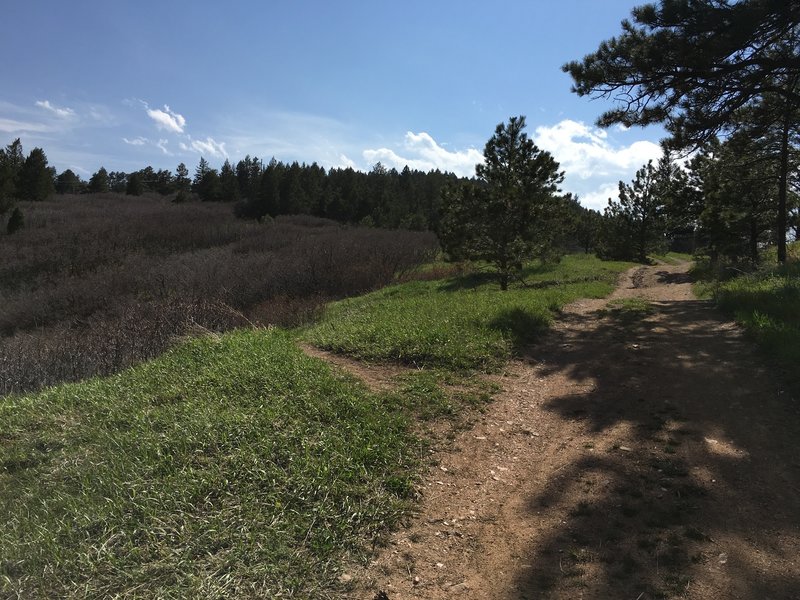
[[437, 262, 559, 292], [488, 308, 550, 350], [437, 270, 501, 292]]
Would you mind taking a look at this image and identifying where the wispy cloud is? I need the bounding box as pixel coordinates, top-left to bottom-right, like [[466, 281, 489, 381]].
[[35, 100, 76, 119], [179, 136, 227, 159], [122, 136, 148, 146], [335, 154, 357, 169], [222, 110, 352, 166], [363, 131, 482, 177], [0, 117, 50, 134], [156, 139, 171, 155], [146, 104, 186, 133]]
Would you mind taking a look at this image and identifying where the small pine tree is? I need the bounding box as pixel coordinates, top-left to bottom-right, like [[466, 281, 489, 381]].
[[19, 148, 55, 201], [439, 116, 564, 290], [126, 172, 143, 196], [89, 167, 110, 193], [599, 159, 667, 262]]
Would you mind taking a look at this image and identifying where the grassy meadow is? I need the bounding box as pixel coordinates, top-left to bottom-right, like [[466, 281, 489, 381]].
[[2, 330, 422, 598]]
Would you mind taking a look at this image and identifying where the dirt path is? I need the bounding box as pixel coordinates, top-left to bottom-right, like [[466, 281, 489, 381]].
[[340, 262, 800, 600]]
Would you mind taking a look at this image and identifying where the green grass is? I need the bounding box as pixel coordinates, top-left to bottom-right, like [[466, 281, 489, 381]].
[[0, 329, 429, 598], [715, 270, 800, 366], [651, 251, 693, 265], [692, 243, 800, 387], [306, 255, 634, 371]]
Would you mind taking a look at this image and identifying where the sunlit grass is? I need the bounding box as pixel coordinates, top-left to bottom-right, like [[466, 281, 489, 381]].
[[306, 254, 634, 370], [1, 329, 425, 598]]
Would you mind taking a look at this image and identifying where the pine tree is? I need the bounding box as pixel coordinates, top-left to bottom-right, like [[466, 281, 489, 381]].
[[0, 139, 24, 214], [439, 116, 563, 290], [175, 162, 190, 193], [219, 159, 240, 202], [600, 160, 667, 262], [193, 157, 210, 191], [55, 169, 83, 194], [18, 148, 54, 201], [89, 167, 110, 193], [126, 172, 143, 196], [565, 0, 800, 263], [0, 138, 25, 213]]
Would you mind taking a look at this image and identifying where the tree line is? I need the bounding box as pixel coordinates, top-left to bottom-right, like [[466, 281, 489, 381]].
[[596, 134, 799, 266], [0, 140, 465, 231]]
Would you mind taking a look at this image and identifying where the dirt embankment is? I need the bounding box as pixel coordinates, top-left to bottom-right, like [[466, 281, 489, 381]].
[[330, 262, 800, 600]]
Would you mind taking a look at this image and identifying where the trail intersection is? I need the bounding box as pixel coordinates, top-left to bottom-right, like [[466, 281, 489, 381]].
[[341, 262, 800, 599]]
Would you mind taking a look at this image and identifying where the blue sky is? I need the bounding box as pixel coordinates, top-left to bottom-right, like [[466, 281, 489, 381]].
[[1, 0, 666, 210]]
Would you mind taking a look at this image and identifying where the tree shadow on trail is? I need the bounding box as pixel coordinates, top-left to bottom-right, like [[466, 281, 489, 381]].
[[513, 300, 800, 599], [655, 270, 693, 285]]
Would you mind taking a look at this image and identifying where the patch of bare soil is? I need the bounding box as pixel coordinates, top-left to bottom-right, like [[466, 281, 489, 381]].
[[320, 262, 800, 600], [299, 343, 411, 392]]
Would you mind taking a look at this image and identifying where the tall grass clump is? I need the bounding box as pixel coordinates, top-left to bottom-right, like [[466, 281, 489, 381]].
[[307, 254, 633, 370], [714, 268, 800, 363], [0, 329, 423, 598]]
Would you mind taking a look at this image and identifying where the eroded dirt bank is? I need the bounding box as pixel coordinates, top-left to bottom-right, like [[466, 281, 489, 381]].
[[343, 262, 800, 600]]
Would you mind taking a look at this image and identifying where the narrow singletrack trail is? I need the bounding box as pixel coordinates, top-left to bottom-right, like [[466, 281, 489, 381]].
[[345, 261, 800, 600]]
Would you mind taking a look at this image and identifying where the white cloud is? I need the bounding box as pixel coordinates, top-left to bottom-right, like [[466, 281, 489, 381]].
[[534, 120, 661, 178], [0, 117, 50, 133], [87, 105, 116, 125], [532, 119, 663, 211], [35, 100, 75, 118], [222, 110, 357, 168], [123, 136, 148, 146], [335, 154, 357, 169], [146, 104, 186, 133], [363, 131, 483, 177], [180, 136, 227, 159], [156, 139, 172, 155], [580, 183, 620, 212], [70, 165, 91, 176]]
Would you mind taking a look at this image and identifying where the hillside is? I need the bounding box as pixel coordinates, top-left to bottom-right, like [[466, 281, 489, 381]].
[[3, 253, 799, 598]]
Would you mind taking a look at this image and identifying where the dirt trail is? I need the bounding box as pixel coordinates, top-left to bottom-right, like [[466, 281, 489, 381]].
[[340, 262, 800, 600]]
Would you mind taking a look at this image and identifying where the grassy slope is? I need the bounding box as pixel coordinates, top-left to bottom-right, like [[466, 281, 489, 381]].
[[1, 254, 634, 598], [306, 254, 634, 370], [1, 330, 420, 598]]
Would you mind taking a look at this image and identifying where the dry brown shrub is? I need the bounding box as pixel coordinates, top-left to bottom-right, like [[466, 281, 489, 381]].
[[0, 195, 438, 394]]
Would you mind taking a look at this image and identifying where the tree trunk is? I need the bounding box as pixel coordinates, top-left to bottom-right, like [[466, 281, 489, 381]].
[[777, 106, 790, 265], [750, 214, 759, 265], [498, 253, 509, 291]]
